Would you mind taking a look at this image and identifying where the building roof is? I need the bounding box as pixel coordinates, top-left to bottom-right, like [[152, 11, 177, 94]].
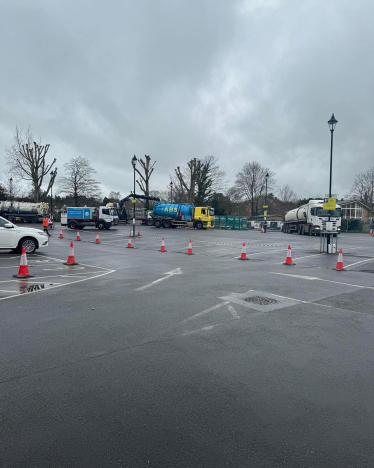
[[337, 199, 372, 210]]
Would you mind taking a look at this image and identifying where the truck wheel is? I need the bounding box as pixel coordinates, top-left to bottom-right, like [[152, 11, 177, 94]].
[[195, 221, 203, 230], [31, 216, 38, 223], [146, 219, 154, 226], [163, 219, 172, 228], [18, 237, 38, 254], [308, 227, 313, 236], [97, 222, 105, 230], [8, 216, 16, 223], [154, 219, 162, 228], [68, 221, 78, 229]]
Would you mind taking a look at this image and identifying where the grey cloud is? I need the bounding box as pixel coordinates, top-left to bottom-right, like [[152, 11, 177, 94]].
[[0, 0, 372, 199]]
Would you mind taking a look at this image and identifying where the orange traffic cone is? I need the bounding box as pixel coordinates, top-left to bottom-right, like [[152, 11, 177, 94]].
[[58, 228, 64, 239], [76, 230, 81, 241], [64, 241, 79, 265], [127, 236, 133, 248], [159, 237, 166, 252], [284, 245, 295, 265], [13, 247, 34, 278], [137, 227, 142, 237], [261, 227, 264, 233], [95, 232, 100, 244], [334, 248, 344, 271], [187, 239, 193, 255], [239, 242, 248, 260]]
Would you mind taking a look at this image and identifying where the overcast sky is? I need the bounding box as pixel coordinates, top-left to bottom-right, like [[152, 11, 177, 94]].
[[0, 0, 372, 200]]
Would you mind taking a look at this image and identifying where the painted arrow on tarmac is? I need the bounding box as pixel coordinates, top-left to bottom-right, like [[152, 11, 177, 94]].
[[135, 268, 183, 291]]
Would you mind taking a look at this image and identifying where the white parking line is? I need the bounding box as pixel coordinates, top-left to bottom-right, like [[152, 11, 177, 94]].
[[271, 272, 374, 290], [345, 258, 374, 269]]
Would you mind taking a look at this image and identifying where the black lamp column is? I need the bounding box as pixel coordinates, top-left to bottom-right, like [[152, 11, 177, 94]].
[[132, 155, 137, 237], [327, 114, 338, 252]]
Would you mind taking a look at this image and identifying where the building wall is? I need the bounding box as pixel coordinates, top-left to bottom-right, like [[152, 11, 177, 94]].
[[341, 202, 370, 222]]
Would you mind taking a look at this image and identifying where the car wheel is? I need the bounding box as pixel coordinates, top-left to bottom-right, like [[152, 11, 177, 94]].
[[97, 222, 105, 230], [154, 219, 162, 228], [19, 237, 38, 254], [195, 221, 203, 230], [163, 219, 172, 228]]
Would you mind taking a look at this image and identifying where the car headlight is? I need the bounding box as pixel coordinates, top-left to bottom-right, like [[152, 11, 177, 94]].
[[39, 232, 48, 237]]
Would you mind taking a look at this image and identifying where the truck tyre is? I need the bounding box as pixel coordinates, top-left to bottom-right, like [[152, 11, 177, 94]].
[[195, 221, 203, 230], [18, 237, 38, 254], [154, 219, 162, 228], [68, 221, 78, 230], [163, 219, 172, 228], [97, 222, 105, 230], [308, 226, 313, 235], [146, 219, 154, 226]]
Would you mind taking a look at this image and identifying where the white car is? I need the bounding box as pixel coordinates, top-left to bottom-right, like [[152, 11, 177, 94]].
[[0, 216, 49, 253]]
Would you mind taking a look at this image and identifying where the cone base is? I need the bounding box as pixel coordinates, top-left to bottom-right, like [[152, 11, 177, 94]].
[[63, 262, 79, 265], [283, 262, 296, 265], [13, 274, 34, 278], [95, 241, 101, 244], [127, 246, 133, 248], [76, 239, 81, 241], [238, 257, 249, 260], [58, 237, 64, 239], [159, 249, 167, 252], [187, 252, 193, 255]]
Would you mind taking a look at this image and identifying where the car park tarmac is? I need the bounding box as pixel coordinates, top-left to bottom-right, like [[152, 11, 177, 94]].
[[1, 223, 374, 467]]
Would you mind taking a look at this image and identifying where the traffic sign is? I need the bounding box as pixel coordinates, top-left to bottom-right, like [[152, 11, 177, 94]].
[[264, 211, 267, 217], [131, 200, 136, 203], [263, 205, 268, 209], [323, 197, 336, 210]]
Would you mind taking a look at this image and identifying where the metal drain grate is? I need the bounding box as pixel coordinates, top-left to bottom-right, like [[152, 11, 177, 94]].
[[244, 296, 278, 305]]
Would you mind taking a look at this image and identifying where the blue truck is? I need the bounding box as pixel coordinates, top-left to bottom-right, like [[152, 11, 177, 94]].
[[61, 206, 118, 230]]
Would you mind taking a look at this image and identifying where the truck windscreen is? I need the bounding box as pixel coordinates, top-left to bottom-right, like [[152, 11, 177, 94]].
[[209, 208, 215, 216], [316, 208, 341, 217]]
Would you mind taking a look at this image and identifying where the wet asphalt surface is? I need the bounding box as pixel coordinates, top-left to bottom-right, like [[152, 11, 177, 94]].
[[1, 224, 374, 467]]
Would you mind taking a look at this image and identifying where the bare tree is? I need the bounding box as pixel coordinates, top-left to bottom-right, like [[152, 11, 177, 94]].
[[347, 166, 374, 211], [135, 155, 156, 197], [59, 156, 101, 206], [108, 191, 122, 201], [232, 161, 276, 216], [5, 126, 57, 202], [195, 156, 227, 205], [277, 184, 298, 215]]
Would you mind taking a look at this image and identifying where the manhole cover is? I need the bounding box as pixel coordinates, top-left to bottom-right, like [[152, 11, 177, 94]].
[[244, 296, 278, 305]]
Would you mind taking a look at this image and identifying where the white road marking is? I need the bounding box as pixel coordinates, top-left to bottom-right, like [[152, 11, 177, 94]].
[[345, 258, 374, 269], [275, 253, 324, 264], [227, 304, 240, 319], [271, 272, 374, 290], [182, 301, 230, 323], [135, 268, 183, 291], [0, 269, 115, 301]]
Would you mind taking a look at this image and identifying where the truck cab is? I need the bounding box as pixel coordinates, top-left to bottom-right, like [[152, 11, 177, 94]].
[[193, 207, 215, 229]]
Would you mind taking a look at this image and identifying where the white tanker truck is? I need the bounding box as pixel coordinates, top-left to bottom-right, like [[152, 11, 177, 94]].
[[282, 200, 341, 235], [0, 201, 49, 223]]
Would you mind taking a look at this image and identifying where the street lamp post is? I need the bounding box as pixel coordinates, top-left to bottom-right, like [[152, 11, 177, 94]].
[[50, 173, 54, 220], [131, 155, 137, 237], [327, 113, 338, 252], [264, 172, 269, 233], [9, 178, 13, 203], [170, 181, 173, 203]]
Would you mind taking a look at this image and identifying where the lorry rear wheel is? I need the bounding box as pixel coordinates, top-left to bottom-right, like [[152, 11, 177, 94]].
[[31, 216, 38, 223], [195, 221, 203, 230], [68, 221, 78, 229], [97, 222, 105, 230], [163, 219, 172, 228], [146, 219, 154, 226], [154, 219, 162, 228]]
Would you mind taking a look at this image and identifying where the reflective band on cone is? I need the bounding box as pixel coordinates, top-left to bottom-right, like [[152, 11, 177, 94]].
[[187, 239, 193, 255], [13, 246, 34, 278], [95, 232, 100, 244], [284, 245, 295, 265], [239, 242, 248, 260], [334, 248, 344, 271], [127, 236, 133, 248], [64, 241, 79, 265], [160, 237, 166, 252], [58, 228, 64, 239], [76, 230, 81, 241]]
